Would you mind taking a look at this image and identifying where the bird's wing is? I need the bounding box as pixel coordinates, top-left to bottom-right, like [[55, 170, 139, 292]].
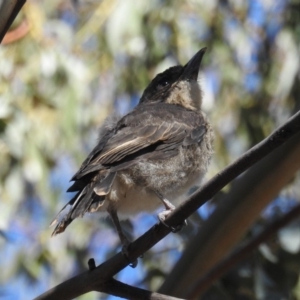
[[72, 105, 207, 180]]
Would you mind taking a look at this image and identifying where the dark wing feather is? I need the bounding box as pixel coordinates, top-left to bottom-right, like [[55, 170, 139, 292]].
[[97, 122, 176, 164], [73, 104, 207, 179]]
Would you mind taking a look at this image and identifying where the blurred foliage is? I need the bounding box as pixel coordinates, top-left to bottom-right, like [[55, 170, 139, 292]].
[[0, 0, 300, 299]]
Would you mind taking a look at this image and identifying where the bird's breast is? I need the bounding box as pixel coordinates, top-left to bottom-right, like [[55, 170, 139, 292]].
[[129, 139, 211, 202]]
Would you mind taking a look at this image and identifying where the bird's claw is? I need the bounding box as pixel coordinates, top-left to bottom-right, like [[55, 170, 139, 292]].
[[158, 209, 187, 232], [121, 242, 138, 268]]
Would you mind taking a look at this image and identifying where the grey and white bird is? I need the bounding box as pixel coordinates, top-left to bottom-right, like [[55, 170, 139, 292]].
[[51, 48, 213, 250]]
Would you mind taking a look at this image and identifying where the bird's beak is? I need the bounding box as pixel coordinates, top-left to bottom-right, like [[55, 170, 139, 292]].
[[180, 47, 207, 81]]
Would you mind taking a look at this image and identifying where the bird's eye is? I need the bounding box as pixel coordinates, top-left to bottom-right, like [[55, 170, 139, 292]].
[[157, 81, 169, 90]]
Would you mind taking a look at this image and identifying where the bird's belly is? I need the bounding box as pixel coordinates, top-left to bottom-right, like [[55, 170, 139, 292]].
[[105, 174, 162, 219]]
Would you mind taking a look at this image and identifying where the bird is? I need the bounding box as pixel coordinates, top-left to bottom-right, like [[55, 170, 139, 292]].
[[51, 48, 213, 253]]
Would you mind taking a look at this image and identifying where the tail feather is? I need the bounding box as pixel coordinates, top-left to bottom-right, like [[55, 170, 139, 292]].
[[51, 192, 105, 236], [51, 217, 73, 236], [50, 191, 81, 227], [51, 172, 116, 236], [50, 190, 85, 236], [70, 183, 95, 219], [51, 184, 94, 236]]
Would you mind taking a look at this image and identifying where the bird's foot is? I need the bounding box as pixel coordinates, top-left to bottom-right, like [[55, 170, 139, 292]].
[[158, 208, 188, 233], [121, 238, 138, 268], [154, 191, 187, 232]]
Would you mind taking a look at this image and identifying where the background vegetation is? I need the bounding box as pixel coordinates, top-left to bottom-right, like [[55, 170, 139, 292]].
[[1, 0, 300, 299]]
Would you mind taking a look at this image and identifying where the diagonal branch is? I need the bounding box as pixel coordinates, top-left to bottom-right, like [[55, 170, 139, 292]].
[[187, 203, 300, 298], [0, 0, 26, 43], [99, 278, 184, 300], [35, 110, 300, 300], [159, 115, 300, 297]]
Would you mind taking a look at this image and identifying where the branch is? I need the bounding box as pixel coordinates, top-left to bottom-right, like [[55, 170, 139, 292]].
[[159, 114, 300, 297], [187, 203, 300, 298], [174, 110, 300, 222], [99, 279, 184, 300], [35, 111, 300, 300], [0, 0, 26, 43]]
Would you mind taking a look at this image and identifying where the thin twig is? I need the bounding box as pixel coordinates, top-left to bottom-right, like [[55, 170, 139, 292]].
[[35, 111, 300, 300], [99, 278, 185, 300]]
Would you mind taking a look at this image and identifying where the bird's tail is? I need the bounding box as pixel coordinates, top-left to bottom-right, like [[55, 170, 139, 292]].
[[50, 172, 116, 236]]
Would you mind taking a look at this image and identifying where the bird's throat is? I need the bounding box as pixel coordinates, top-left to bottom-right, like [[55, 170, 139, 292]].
[[166, 81, 202, 111]]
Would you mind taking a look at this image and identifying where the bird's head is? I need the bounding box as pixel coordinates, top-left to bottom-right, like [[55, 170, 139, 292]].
[[139, 47, 206, 111]]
